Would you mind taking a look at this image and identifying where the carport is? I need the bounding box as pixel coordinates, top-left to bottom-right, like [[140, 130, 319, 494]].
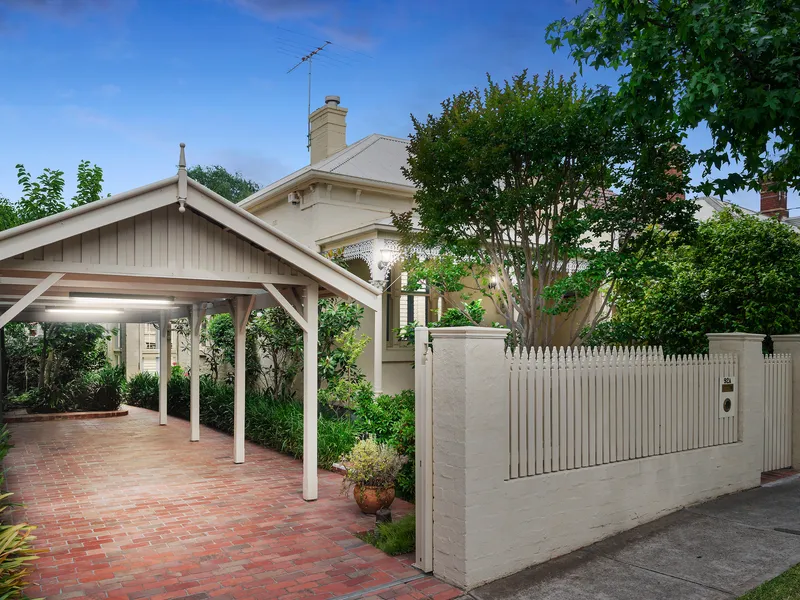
[[0, 144, 381, 501]]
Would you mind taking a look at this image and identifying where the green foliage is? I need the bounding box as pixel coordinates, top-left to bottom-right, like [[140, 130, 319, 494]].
[[396, 299, 489, 346], [129, 373, 358, 469], [317, 299, 371, 408], [340, 437, 408, 492], [72, 160, 108, 206], [204, 313, 260, 387], [250, 308, 303, 398], [15, 164, 66, 222], [586, 208, 800, 354], [358, 513, 416, 556], [353, 390, 416, 499], [547, 0, 800, 195], [0, 196, 19, 231], [398, 70, 696, 350], [125, 372, 160, 409], [85, 365, 125, 411], [187, 165, 260, 202], [0, 426, 39, 599]]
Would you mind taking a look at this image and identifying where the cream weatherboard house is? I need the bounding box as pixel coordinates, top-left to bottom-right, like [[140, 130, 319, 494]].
[[119, 96, 794, 394], [123, 94, 471, 394]]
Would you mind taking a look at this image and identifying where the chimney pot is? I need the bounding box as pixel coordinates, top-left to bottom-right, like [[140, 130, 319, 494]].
[[325, 95, 341, 107]]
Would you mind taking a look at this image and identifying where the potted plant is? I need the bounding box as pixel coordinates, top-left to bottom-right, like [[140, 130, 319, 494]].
[[340, 437, 408, 514]]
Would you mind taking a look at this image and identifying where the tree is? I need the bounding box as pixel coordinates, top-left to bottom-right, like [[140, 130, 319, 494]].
[[72, 160, 107, 206], [586, 208, 800, 354], [397, 72, 696, 350], [547, 0, 800, 195], [15, 164, 66, 222], [0, 161, 109, 402], [187, 165, 260, 202], [250, 308, 303, 398]]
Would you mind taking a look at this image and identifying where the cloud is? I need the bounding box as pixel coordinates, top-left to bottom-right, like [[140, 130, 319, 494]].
[[224, 0, 377, 50], [0, 0, 115, 23], [62, 105, 170, 150], [225, 0, 327, 21], [98, 83, 121, 98]]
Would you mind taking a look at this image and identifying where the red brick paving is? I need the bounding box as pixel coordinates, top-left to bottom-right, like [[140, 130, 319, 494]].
[[5, 406, 461, 600], [761, 467, 800, 485]]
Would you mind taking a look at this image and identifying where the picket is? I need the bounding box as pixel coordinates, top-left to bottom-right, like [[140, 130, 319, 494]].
[[507, 346, 741, 476]]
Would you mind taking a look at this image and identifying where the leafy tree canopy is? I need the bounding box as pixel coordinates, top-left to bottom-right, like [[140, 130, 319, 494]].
[[397, 71, 697, 349], [586, 208, 800, 354], [187, 165, 260, 202], [547, 0, 800, 195]]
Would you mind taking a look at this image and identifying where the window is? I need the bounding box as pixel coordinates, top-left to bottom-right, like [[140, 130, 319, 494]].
[[387, 266, 442, 347], [143, 323, 158, 350]]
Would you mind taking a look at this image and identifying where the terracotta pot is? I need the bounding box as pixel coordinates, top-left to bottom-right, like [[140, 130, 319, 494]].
[[353, 484, 395, 514]]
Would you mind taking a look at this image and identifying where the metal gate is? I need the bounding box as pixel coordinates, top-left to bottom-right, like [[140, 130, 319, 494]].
[[763, 353, 793, 471], [414, 327, 433, 573]]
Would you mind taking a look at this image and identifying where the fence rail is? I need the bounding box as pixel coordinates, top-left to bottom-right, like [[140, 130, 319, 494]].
[[763, 353, 792, 472], [507, 347, 739, 478]]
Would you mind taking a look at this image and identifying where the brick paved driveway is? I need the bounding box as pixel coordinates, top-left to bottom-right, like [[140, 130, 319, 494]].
[[5, 406, 459, 600]]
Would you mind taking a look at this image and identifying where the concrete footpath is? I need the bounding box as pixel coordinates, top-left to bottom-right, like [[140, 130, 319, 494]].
[[467, 475, 800, 600]]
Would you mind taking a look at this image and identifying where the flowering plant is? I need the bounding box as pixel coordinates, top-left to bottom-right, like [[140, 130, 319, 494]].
[[340, 437, 408, 493]]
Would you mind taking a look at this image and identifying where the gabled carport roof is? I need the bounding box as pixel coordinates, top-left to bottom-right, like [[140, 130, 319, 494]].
[[0, 145, 380, 324]]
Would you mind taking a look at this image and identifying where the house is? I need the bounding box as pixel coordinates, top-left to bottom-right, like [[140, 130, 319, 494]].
[[118, 98, 795, 393]]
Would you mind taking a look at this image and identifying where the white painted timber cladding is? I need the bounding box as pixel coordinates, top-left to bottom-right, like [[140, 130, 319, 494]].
[[10, 204, 295, 278], [507, 347, 739, 478], [763, 353, 793, 471]]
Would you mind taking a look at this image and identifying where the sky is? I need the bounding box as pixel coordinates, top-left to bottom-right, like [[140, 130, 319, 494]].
[[0, 0, 793, 212]]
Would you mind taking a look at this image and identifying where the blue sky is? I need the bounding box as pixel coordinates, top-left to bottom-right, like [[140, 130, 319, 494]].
[[0, 0, 791, 212]]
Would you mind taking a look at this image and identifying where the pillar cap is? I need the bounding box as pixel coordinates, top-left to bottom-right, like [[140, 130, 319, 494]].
[[706, 332, 765, 342], [429, 326, 510, 340], [771, 334, 800, 342]]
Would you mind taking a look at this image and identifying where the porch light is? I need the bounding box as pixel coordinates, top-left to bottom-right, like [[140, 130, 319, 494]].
[[69, 293, 174, 306], [378, 247, 395, 270], [488, 275, 499, 289], [46, 308, 123, 315]]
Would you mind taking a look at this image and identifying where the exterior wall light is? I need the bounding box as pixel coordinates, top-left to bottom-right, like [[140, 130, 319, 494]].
[[378, 247, 396, 270]]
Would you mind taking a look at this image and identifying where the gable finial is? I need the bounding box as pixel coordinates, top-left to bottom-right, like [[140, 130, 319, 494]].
[[177, 142, 187, 212]]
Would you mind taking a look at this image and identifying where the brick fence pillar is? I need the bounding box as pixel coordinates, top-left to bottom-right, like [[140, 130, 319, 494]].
[[707, 333, 765, 481], [769, 334, 800, 468]]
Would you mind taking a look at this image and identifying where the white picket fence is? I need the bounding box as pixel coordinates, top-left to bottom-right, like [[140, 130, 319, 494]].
[[763, 353, 793, 472], [507, 347, 739, 478]]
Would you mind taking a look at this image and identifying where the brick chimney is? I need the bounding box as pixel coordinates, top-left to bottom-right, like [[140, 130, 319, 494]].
[[309, 95, 347, 165], [760, 180, 788, 220], [665, 144, 685, 201]]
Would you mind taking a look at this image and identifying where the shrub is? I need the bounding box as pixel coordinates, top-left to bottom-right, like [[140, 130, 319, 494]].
[[0, 426, 39, 599], [358, 513, 416, 556], [167, 367, 190, 420], [83, 365, 125, 411], [125, 372, 159, 409], [340, 437, 408, 493], [354, 390, 416, 499]]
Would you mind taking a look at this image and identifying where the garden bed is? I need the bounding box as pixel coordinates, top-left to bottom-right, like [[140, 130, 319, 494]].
[[3, 408, 128, 423]]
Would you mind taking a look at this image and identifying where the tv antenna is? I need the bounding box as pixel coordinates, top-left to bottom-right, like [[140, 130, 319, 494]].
[[287, 41, 332, 151]]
